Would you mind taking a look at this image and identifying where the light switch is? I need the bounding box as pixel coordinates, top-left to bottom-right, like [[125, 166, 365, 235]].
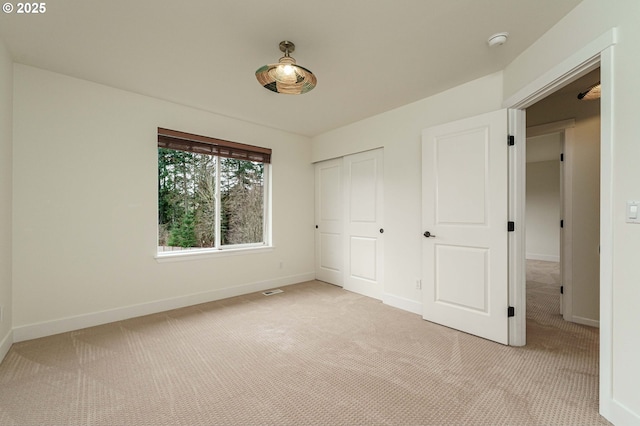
[[627, 201, 640, 224]]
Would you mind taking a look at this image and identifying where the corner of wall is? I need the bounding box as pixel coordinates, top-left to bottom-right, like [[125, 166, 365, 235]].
[[0, 36, 14, 361], [0, 329, 12, 362]]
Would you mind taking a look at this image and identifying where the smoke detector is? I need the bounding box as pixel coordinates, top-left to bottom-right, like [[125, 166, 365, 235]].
[[487, 32, 509, 47]]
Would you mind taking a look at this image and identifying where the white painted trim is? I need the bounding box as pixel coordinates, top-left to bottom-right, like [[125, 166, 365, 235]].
[[525, 254, 560, 262], [505, 28, 617, 424], [527, 119, 575, 137], [504, 28, 618, 109], [155, 245, 274, 262], [0, 329, 12, 362], [508, 108, 527, 347], [570, 315, 599, 329], [598, 42, 615, 424], [561, 127, 575, 323], [382, 292, 422, 315], [12, 272, 315, 342], [608, 400, 640, 426]]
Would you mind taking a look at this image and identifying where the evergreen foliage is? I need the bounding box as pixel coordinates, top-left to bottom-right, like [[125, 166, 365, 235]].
[[158, 148, 264, 250], [167, 212, 197, 248]]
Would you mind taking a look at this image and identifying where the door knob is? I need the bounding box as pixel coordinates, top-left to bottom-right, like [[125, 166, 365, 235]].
[[423, 231, 436, 238]]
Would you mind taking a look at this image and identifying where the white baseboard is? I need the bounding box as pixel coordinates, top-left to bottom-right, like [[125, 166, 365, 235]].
[[570, 315, 600, 328], [382, 292, 422, 315], [12, 272, 315, 343], [526, 253, 560, 262], [603, 398, 640, 426], [0, 329, 12, 362]]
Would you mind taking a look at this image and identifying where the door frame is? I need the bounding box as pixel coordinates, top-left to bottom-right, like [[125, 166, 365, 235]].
[[503, 28, 616, 418]]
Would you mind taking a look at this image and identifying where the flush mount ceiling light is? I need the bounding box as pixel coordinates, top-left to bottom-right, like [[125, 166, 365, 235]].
[[255, 41, 317, 95], [577, 82, 601, 100]]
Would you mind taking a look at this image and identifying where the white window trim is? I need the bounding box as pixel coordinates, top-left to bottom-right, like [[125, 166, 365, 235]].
[[156, 154, 272, 259], [155, 244, 274, 263]]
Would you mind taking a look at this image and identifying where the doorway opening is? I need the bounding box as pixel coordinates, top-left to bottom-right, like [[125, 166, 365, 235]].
[[523, 70, 601, 355], [524, 128, 564, 325], [525, 68, 601, 329], [505, 27, 616, 418]]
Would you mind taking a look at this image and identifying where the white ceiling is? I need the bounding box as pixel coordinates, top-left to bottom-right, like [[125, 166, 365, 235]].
[[0, 0, 583, 137]]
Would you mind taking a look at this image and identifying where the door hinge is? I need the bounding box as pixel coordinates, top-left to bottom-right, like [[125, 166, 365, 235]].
[[560, 220, 564, 228], [560, 153, 564, 161], [508, 306, 515, 317], [508, 135, 515, 146], [560, 286, 564, 295], [508, 221, 515, 232]]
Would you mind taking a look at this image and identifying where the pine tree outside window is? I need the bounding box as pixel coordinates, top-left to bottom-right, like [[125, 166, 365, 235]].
[[157, 128, 271, 255]]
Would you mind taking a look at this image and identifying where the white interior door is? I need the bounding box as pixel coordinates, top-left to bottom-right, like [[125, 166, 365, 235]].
[[314, 158, 343, 286], [422, 110, 509, 345], [344, 149, 383, 300]]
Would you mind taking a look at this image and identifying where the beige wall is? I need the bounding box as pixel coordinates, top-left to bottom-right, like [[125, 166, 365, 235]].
[[0, 38, 12, 358], [12, 65, 315, 336], [525, 159, 560, 261]]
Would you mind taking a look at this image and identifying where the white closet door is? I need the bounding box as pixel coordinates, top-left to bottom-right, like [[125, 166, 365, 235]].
[[314, 158, 344, 286], [343, 149, 384, 300]]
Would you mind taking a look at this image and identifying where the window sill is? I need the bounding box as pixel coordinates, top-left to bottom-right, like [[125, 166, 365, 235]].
[[155, 245, 274, 263]]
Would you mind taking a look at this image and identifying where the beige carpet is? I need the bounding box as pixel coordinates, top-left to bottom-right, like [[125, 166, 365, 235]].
[[0, 261, 608, 425]]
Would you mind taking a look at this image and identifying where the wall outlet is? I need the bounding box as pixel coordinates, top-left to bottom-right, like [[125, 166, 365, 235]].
[[416, 279, 422, 290], [279, 261, 284, 269]]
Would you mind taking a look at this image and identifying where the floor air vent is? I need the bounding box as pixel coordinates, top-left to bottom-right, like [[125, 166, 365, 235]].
[[262, 289, 283, 296]]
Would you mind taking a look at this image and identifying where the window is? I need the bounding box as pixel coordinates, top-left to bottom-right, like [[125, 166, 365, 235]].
[[157, 128, 271, 255]]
